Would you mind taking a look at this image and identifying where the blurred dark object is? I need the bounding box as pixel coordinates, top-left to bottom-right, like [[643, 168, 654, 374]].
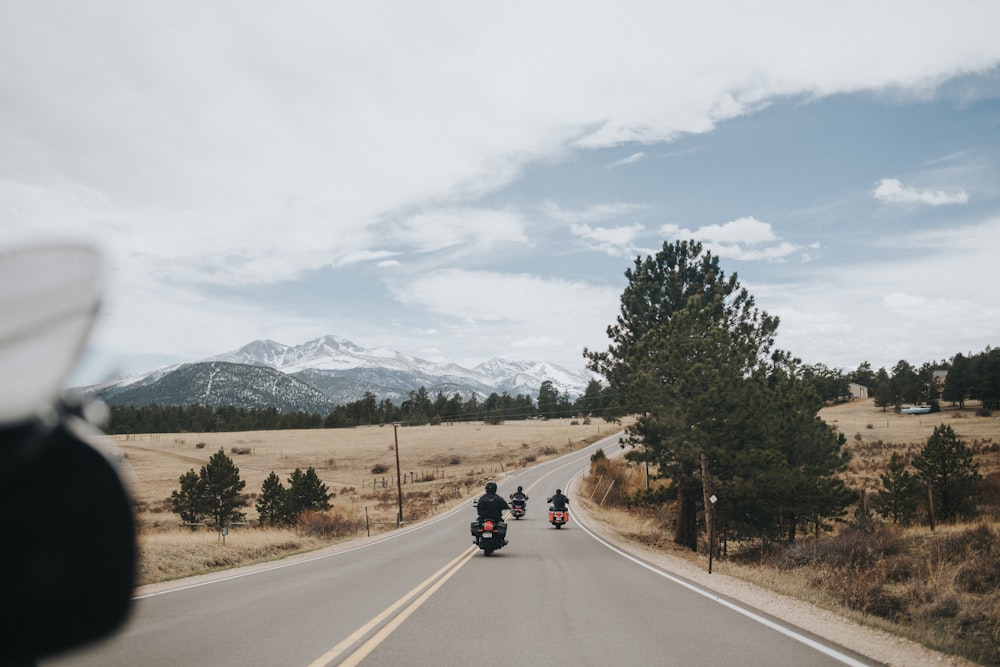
[[0, 409, 136, 661], [0, 243, 137, 662]]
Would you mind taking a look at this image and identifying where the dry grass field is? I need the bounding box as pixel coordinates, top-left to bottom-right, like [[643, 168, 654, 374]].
[[823, 398, 1000, 492]]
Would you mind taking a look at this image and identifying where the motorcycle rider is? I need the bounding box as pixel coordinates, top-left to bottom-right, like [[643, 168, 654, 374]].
[[547, 488, 569, 510], [475, 481, 510, 544], [509, 485, 529, 503]]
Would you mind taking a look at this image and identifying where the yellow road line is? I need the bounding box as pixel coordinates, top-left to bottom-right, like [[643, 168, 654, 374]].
[[337, 547, 478, 666], [306, 546, 476, 667]]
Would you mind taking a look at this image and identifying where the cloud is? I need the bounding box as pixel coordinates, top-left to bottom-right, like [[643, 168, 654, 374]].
[[609, 152, 645, 168], [387, 207, 529, 257], [660, 216, 805, 261], [389, 268, 620, 361], [569, 222, 646, 257], [873, 178, 969, 205], [543, 201, 643, 223], [754, 215, 1000, 371]]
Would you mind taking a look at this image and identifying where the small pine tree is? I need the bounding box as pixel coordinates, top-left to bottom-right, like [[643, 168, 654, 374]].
[[200, 449, 247, 534], [872, 452, 921, 525], [912, 424, 981, 523], [286, 467, 332, 521], [256, 471, 288, 527], [171, 469, 206, 529]]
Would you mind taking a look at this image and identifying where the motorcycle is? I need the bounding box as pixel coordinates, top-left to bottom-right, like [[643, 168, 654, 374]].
[[470, 517, 507, 556], [510, 497, 526, 519], [548, 506, 569, 528]]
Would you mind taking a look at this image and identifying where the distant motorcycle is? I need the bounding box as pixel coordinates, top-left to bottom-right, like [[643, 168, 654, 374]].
[[470, 517, 507, 556], [548, 506, 568, 528], [510, 497, 526, 519]]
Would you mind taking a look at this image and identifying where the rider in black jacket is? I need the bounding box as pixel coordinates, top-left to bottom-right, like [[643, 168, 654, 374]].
[[476, 481, 509, 522], [547, 489, 569, 510], [509, 485, 528, 503]]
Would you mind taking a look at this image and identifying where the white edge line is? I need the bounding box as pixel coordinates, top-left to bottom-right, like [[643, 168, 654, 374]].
[[135, 502, 468, 599], [568, 467, 873, 667]]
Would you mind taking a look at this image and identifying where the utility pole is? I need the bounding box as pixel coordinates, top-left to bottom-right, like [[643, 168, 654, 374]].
[[394, 423, 403, 525]]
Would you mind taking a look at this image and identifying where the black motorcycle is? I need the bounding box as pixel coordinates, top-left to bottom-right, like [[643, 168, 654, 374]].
[[470, 516, 508, 556], [510, 497, 526, 519]]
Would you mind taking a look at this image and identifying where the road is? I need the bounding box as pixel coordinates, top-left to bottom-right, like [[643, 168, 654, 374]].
[[44, 433, 876, 666]]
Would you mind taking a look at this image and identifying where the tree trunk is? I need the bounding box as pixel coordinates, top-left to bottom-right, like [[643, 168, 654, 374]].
[[675, 477, 699, 551]]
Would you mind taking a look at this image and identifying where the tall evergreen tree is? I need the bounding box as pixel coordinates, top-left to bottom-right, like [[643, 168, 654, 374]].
[[943, 353, 971, 408], [912, 424, 981, 523], [586, 239, 852, 549]]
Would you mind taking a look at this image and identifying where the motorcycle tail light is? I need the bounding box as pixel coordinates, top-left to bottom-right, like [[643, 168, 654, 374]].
[[483, 520, 494, 531]]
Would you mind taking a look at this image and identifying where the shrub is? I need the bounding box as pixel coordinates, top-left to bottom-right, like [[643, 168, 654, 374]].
[[296, 510, 364, 538], [371, 463, 389, 474]]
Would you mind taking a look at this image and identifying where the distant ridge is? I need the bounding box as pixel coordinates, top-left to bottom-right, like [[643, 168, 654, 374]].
[[89, 335, 600, 413]]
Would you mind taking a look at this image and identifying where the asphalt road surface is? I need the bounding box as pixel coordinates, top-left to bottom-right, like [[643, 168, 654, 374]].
[[43, 433, 877, 666]]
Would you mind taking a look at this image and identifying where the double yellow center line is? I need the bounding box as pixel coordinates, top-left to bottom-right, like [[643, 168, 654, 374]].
[[307, 447, 597, 665], [307, 545, 477, 666]]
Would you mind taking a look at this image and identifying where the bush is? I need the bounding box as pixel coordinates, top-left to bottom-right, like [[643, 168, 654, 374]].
[[371, 463, 389, 474], [296, 510, 364, 538]]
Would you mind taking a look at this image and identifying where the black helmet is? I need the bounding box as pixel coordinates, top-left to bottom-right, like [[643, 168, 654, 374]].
[[517, 486, 523, 492], [485, 481, 497, 493], [556, 489, 561, 494]]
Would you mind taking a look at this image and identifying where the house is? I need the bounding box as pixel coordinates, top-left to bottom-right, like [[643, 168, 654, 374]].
[[849, 383, 869, 400]]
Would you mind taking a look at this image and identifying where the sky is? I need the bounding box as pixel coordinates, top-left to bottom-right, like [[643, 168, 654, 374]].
[[2, 2, 999, 388]]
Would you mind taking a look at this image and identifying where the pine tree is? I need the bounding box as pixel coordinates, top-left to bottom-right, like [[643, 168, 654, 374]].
[[285, 467, 332, 521], [200, 449, 247, 534], [586, 239, 853, 548], [256, 471, 288, 527], [872, 452, 920, 525], [912, 424, 980, 523], [170, 469, 206, 529]]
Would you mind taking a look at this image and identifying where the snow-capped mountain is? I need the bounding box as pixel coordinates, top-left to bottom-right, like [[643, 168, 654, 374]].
[[91, 335, 601, 412]]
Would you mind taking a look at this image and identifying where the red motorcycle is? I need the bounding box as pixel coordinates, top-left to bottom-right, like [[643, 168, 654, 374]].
[[548, 506, 568, 528]]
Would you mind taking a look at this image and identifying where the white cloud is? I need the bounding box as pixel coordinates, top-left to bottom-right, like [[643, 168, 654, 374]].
[[389, 268, 620, 363], [873, 178, 969, 205], [755, 215, 1000, 371], [570, 222, 645, 257], [661, 216, 804, 261], [389, 207, 529, 255], [609, 152, 645, 168], [543, 201, 643, 224], [4, 4, 1000, 383]]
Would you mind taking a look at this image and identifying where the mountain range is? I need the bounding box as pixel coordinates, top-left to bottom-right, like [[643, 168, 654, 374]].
[[89, 335, 602, 413]]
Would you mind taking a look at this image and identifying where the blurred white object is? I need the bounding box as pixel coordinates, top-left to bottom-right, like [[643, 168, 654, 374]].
[[0, 243, 102, 424]]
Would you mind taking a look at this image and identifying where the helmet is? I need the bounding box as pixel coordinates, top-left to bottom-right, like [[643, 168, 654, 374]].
[[485, 481, 497, 493], [556, 489, 562, 494], [517, 486, 523, 492]]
